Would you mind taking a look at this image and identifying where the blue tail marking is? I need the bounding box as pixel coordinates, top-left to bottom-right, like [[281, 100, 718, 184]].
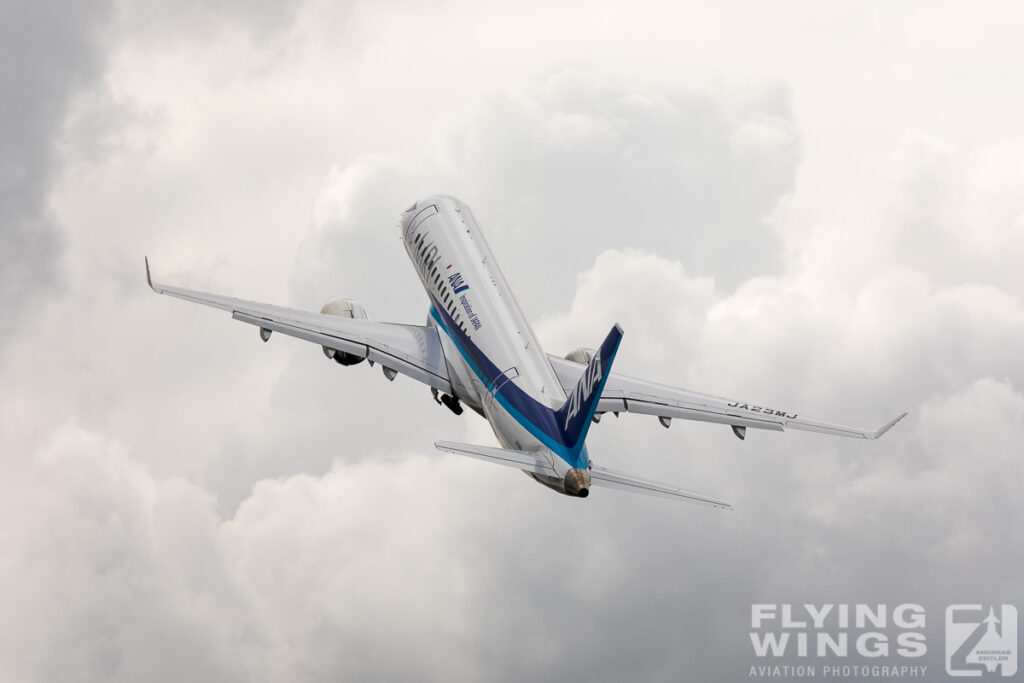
[[428, 291, 622, 469], [554, 324, 623, 459]]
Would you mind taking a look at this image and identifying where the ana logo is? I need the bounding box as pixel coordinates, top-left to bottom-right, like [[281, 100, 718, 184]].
[[447, 271, 469, 294], [563, 350, 602, 430], [946, 604, 1018, 677]]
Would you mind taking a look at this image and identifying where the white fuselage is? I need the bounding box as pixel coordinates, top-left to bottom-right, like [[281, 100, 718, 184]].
[[400, 196, 589, 494]]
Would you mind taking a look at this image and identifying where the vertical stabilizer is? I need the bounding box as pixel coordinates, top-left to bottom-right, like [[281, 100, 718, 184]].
[[555, 324, 623, 456]]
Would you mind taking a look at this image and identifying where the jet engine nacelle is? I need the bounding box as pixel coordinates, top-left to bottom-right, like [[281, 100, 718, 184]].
[[320, 297, 368, 366], [565, 347, 596, 364]]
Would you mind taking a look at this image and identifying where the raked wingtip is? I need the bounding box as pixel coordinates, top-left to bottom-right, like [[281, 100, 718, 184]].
[[871, 412, 908, 439]]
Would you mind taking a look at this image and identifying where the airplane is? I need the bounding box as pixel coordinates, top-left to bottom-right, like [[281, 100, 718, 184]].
[[146, 195, 906, 509]]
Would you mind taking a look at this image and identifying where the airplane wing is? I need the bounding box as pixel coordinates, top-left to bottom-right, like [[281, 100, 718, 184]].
[[548, 354, 906, 440], [146, 259, 452, 392], [434, 441, 559, 478], [589, 464, 732, 509]]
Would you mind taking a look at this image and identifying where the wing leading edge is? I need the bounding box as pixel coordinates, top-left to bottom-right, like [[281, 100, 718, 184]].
[[146, 258, 452, 392], [548, 354, 906, 440]]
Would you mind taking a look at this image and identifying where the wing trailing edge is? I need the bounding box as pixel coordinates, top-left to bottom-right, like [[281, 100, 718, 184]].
[[144, 257, 453, 392], [589, 464, 733, 510], [434, 441, 558, 478], [547, 354, 907, 441]]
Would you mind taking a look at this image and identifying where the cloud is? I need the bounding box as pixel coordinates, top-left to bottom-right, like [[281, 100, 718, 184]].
[[4, 1, 1024, 680], [456, 73, 798, 307], [0, 423, 252, 682], [536, 247, 1024, 679], [777, 131, 1024, 297], [11, 245, 1022, 681], [0, 0, 113, 334], [111, 0, 308, 45], [8, 374, 1018, 681]]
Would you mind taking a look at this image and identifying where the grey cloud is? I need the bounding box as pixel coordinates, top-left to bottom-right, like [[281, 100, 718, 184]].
[[290, 156, 446, 323], [533, 251, 1024, 681], [6, 241, 1024, 683], [205, 156, 465, 512], [456, 72, 799, 314], [0, 424, 255, 682], [13, 370, 1018, 682], [112, 0, 307, 44], [542, 248, 1024, 426], [5, 6, 1024, 680], [0, 0, 112, 330], [208, 245, 1024, 682]]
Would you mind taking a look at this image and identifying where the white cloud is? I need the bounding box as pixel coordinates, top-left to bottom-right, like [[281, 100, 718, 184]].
[[0, 423, 251, 682]]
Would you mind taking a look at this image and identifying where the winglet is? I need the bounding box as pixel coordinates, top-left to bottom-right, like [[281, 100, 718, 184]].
[[145, 256, 155, 291], [869, 412, 908, 439]]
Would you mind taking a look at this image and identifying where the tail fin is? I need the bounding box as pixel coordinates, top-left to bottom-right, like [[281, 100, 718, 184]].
[[555, 324, 623, 453]]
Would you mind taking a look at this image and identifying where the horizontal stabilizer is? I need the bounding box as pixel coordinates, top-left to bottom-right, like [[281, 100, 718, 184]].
[[434, 441, 558, 478], [590, 464, 732, 510]]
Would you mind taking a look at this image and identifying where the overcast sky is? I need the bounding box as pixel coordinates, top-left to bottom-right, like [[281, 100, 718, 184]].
[[2, 1, 1022, 681]]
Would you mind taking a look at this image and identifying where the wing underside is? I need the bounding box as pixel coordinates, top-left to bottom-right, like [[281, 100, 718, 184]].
[[548, 354, 906, 440], [146, 259, 452, 392], [589, 464, 732, 509]]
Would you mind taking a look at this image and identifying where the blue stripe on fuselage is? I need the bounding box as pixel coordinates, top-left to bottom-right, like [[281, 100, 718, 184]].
[[427, 297, 588, 469]]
